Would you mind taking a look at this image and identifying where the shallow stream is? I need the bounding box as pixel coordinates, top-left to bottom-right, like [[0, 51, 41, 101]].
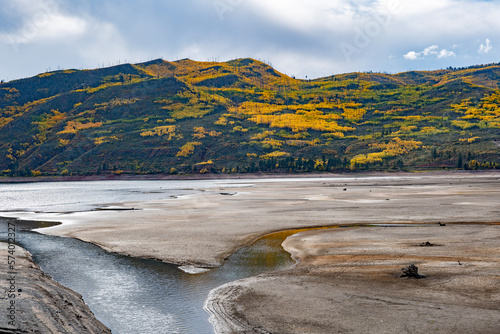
[[0, 217, 299, 334]]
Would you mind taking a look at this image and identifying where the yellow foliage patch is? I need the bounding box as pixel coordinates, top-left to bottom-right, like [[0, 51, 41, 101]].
[[214, 117, 228, 125], [277, 131, 308, 139], [209, 131, 222, 137], [251, 138, 283, 149], [372, 137, 422, 155], [250, 110, 353, 133], [140, 125, 179, 140], [418, 127, 449, 136], [76, 82, 123, 94], [260, 151, 290, 159], [94, 136, 119, 145], [286, 139, 321, 147], [459, 137, 480, 143], [452, 92, 500, 129], [59, 121, 102, 134], [351, 137, 422, 167], [451, 120, 477, 129], [58, 139, 70, 147], [321, 132, 345, 139], [157, 90, 230, 120], [399, 125, 418, 132], [193, 127, 207, 139], [34, 110, 67, 143], [94, 98, 138, 109], [251, 131, 275, 140], [232, 126, 248, 132], [38, 72, 54, 78], [176, 142, 202, 157], [196, 160, 214, 165], [341, 108, 367, 122], [0, 117, 14, 128]]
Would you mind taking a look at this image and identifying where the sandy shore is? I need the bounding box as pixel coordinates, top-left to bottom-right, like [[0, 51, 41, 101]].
[[207, 224, 500, 333], [3, 172, 500, 333], [0, 242, 111, 333]]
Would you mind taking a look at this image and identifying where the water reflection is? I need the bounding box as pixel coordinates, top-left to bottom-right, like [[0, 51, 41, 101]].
[[0, 218, 305, 334]]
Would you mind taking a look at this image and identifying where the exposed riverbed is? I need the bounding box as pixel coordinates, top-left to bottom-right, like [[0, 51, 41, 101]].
[[2, 174, 499, 333]]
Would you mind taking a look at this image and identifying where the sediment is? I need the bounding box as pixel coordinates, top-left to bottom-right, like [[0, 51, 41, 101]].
[[3, 172, 500, 333], [206, 224, 500, 333], [8, 173, 500, 268]]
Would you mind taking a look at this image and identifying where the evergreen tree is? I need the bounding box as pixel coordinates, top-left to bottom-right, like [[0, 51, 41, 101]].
[[457, 153, 463, 170]]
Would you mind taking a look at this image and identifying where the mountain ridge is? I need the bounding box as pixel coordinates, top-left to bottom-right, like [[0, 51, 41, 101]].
[[1, 58, 499, 176]]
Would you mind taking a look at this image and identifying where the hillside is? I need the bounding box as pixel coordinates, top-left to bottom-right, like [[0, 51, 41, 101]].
[[1, 58, 499, 177]]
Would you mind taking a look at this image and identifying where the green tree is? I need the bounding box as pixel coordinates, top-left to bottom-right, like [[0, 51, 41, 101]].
[[457, 153, 463, 170]]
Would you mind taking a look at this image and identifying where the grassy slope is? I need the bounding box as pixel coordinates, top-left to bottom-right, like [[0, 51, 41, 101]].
[[1, 59, 499, 176]]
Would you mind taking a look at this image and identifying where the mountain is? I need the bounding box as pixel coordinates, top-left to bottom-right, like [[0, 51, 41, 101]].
[[1, 58, 499, 177]]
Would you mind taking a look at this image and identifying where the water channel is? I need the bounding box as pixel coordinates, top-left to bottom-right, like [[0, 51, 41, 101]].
[[0, 217, 300, 334]]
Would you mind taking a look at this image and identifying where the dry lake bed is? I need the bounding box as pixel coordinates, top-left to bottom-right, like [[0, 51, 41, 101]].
[[1, 172, 499, 333]]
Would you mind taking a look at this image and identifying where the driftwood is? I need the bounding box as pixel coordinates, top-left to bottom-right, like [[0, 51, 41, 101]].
[[401, 264, 426, 278], [420, 241, 435, 247]]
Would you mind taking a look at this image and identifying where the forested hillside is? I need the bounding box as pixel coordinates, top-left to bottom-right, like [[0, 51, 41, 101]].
[[1, 58, 499, 176]]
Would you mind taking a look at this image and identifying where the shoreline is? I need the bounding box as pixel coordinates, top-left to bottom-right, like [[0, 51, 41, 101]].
[[1, 169, 497, 184], [0, 242, 111, 333]]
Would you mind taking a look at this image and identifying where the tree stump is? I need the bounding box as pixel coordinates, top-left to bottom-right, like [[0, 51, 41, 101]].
[[401, 264, 425, 278]]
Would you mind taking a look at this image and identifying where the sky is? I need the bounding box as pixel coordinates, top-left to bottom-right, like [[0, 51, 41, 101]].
[[0, 0, 499, 82]]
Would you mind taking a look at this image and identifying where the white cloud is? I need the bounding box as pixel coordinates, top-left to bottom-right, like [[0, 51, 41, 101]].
[[404, 45, 455, 60], [404, 51, 420, 60], [478, 38, 492, 54], [437, 49, 455, 59], [0, 14, 86, 45], [422, 45, 439, 56]]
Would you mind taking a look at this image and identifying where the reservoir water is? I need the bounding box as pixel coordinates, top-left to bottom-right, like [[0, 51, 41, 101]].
[[0, 180, 299, 333]]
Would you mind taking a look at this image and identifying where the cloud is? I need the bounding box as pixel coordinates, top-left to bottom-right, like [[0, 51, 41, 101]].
[[404, 51, 420, 60], [422, 45, 439, 56], [437, 49, 455, 59], [0, 14, 86, 45], [2, 0, 500, 81], [404, 45, 455, 60], [478, 38, 492, 54], [0, 0, 87, 49]]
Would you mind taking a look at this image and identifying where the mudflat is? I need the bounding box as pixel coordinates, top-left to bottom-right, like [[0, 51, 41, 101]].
[[18, 172, 500, 267], [5, 172, 500, 333], [207, 224, 500, 333]]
